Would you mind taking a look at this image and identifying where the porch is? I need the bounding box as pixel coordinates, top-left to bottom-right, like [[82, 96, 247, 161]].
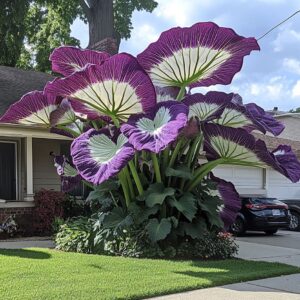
[[0, 123, 70, 209]]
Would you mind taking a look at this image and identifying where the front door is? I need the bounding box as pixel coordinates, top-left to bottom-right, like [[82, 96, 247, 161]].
[[0, 141, 17, 200]]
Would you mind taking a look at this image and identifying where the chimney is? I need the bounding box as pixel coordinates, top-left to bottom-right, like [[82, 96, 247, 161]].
[[273, 107, 278, 111]]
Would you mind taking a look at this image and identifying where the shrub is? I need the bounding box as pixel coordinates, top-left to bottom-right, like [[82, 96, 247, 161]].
[[55, 217, 97, 253], [33, 189, 66, 235]]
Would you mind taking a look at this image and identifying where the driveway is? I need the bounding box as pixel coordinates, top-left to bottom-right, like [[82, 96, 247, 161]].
[[237, 230, 300, 250], [236, 230, 300, 267]]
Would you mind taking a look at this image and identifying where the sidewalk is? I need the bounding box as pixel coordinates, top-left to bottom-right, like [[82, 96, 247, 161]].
[[0, 236, 54, 249], [148, 240, 300, 300]]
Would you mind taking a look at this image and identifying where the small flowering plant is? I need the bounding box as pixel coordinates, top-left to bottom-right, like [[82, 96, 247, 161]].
[[2, 22, 300, 248]]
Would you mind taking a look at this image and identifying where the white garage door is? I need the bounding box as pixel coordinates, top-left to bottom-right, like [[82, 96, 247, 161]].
[[268, 170, 300, 200], [213, 165, 265, 195]]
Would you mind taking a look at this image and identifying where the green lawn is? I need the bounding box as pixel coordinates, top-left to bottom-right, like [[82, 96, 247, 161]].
[[0, 248, 299, 300]]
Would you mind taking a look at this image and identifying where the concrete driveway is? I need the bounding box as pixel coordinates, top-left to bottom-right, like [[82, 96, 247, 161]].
[[236, 230, 300, 267]]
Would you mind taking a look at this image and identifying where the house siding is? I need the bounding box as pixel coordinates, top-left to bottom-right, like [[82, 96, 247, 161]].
[[32, 138, 61, 193]]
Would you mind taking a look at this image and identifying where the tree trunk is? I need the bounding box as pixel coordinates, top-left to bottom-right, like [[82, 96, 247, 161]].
[[87, 0, 119, 54]]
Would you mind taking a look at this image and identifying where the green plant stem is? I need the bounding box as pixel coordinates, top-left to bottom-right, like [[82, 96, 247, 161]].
[[56, 125, 80, 138], [128, 160, 144, 196], [118, 171, 131, 208], [168, 139, 183, 168], [186, 136, 201, 168], [162, 147, 170, 170], [151, 153, 162, 183], [83, 181, 94, 189], [186, 158, 225, 191], [124, 166, 135, 199], [176, 86, 186, 101], [91, 120, 99, 130]]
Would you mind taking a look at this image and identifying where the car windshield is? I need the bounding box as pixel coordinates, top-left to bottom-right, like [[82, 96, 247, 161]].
[[250, 198, 281, 205]]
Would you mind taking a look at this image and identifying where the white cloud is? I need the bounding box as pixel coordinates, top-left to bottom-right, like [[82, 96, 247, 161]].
[[273, 28, 300, 52], [292, 80, 300, 98], [121, 23, 159, 54], [283, 58, 300, 75]]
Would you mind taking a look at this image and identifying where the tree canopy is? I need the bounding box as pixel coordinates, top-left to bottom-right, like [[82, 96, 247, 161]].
[[0, 0, 157, 72]]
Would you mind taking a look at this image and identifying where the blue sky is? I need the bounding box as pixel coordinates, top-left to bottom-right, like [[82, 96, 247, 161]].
[[71, 0, 300, 111]]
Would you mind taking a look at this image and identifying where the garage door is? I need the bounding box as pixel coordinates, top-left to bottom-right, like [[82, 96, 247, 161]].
[[268, 170, 300, 199], [213, 165, 265, 195]]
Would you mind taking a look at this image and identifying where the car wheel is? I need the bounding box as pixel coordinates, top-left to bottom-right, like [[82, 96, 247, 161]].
[[230, 217, 245, 235], [265, 229, 278, 235], [289, 211, 300, 231]]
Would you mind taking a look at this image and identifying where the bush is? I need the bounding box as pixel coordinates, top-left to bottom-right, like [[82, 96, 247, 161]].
[[55, 217, 97, 253], [33, 189, 66, 235]]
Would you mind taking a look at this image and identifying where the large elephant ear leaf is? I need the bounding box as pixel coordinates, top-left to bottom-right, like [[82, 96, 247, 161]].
[[146, 218, 172, 243], [46, 53, 156, 120], [180, 220, 208, 239], [0, 91, 58, 126], [103, 207, 133, 230], [203, 123, 261, 166], [140, 183, 175, 207], [168, 193, 197, 222], [210, 173, 241, 229], [216, 101, 285, 136], [137, 22, 259, 89], [50, 46, 110, 76]]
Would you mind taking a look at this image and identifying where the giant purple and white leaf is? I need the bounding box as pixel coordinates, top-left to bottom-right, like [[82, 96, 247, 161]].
[[155, 86, 181, 102], [256, 143, 300, 183], [184, 92, 234, 122], [71, 128, 135, 185], [53, 155, 82, 192], [46, 53, 156, 120], [203, 124, 300, 182], [210, 173, 241, 229], [50, 46, 110, 76], [0, 91, 57, 126], [203, 124, 260, 165], [50, 120, 91, 138], [68, 99, 102, 120], [216, 101, 285, 136], [137, 22, 259, 89], [121, 101, 188, 153], [50, 99, 76, 126], [244, 103, 285, 136]]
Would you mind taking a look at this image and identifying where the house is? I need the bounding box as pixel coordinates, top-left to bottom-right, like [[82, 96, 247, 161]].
[[0, 66, 70, 223], [214, 112, 300, 200]]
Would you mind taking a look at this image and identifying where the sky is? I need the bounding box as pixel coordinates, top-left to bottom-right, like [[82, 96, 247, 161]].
[[71, 0, 300, 111]]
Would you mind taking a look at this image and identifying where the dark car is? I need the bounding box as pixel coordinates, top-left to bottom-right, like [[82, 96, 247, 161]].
[[280, 199, 300, 231], [230, 197, 290, 235]]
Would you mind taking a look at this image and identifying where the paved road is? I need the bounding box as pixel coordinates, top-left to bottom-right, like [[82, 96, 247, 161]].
[[237, 230, 300, 250]]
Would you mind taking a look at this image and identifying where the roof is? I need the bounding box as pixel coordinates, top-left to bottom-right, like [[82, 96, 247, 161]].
[[253, 133, 300, 158], [0, 66, 54, 116]]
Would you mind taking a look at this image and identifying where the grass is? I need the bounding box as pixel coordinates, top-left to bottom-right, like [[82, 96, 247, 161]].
[[0, 248, 299, 300]]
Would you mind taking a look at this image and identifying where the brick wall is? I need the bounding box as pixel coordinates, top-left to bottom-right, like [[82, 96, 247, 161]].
[[0, 207, 34, 235]]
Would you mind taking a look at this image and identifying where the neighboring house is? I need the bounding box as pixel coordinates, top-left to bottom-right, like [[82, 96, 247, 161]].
[[214, 113, 300, 200], [0, 66, 70, 222]]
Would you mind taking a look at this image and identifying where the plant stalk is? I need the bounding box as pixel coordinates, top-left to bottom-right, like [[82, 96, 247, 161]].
[[151, 153, 162, 183], [128, 160, 144, 195]]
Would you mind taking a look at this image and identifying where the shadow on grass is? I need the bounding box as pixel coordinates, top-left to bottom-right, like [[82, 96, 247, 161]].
[[0, 249, 51, 259]]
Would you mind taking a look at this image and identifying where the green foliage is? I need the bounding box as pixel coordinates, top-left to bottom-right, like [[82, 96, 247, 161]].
[[145, 218, 172, 242], [0, 0, 158, 71], [55, 217, 97, 253]]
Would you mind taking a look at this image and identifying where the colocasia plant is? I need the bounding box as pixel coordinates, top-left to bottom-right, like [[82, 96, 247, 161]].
[[2, 22, 300, 251]]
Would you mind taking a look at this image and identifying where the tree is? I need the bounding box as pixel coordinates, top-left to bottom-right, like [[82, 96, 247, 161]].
[[0, 0, 158, 72], [289, 107, 300, 113]]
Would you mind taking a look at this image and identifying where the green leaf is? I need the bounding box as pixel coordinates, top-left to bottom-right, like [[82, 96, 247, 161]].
[[180, 220, 207, 239], [198, 198, 224, 228], [103, 207, 133, 230], [165, 166, 193, 179], [146, 218, 172, 243], [94, 180, 119, 192], [128, 202, 160, 224], [140, 183, 175, 208], [168, 193, 197, 222]]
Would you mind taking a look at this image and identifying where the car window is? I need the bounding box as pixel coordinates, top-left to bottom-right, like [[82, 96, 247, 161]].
[[250, 198, 281, 205]]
